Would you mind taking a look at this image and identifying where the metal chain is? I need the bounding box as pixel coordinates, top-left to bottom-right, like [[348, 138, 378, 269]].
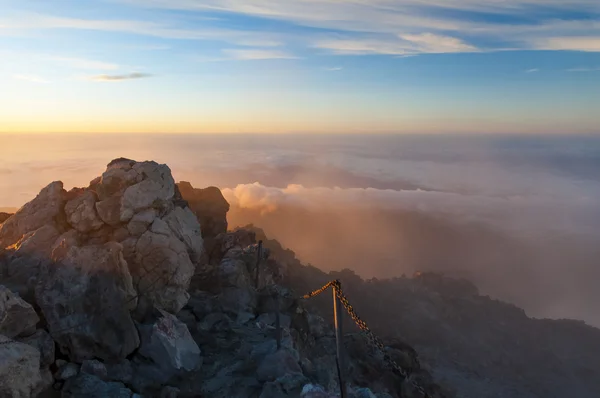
[[301, 280, 336, 299], [301, 279, 430, 398]]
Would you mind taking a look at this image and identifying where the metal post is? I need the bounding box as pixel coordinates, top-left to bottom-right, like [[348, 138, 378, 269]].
[[333, 283, 347, 398], [274, 291, 281, 350], [255, 240, 263, 289]]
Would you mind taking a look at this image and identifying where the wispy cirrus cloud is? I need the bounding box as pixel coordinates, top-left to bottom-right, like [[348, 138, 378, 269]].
[[116, 0, 600, 54], [12, 74, 50, 83], [88, 72, 153, 81], [526, 68, 540, 73], [0, 11, 285, 48]]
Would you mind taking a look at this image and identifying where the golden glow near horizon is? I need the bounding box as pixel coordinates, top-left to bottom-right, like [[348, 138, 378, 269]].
[[1, 1, 599, 134]]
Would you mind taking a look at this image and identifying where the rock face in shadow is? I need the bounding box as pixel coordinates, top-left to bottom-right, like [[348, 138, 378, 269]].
[[35, 241, 139, 362], [0, 212, 13, 224], [177, 182, 229, 255]]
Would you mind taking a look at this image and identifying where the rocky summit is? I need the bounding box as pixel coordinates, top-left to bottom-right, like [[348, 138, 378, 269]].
[[0, 159, 443, 398]]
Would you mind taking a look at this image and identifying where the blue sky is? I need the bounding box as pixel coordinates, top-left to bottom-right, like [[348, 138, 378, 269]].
[[1, 0, 600, 134]]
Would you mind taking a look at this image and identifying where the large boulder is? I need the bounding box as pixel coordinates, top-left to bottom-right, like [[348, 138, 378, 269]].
[[0, 285, 39, 338], [163, 206, 203, 262], [62, 373, 133, 398], [64, 190, 104, 232], [35, 241, 139, 362], [130, 222, 196, 314], [120, 162, 175, 222], [0, 181, 66, 249], [17, 329, 55, 368], [137, 309, 202, 373], [0, 335, 44, 398]]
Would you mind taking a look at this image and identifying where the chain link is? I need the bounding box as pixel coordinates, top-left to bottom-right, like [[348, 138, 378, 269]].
[[301, 279, 429, 398], [301, 280, 336, 299]]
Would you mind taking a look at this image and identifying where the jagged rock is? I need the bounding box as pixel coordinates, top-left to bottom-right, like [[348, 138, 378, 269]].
[[163, 206, 203, 262], [0, 181, 66, 249], [62, 373, 133, 398], [81, 359, 108, 381], [137, 309, 202, 375], [55, 362, 80, 381], [0, 335, 44, 398], [95, 196, 123, 226], [120, 162, 175, 222], [2, 225, 61, 300], [198, 313, 232, 333], [127, 208, 157, 237], [177, 182, 229, 251], [187, 292, 221, 321], [257, 312, 292, 329], [160, 386, 181, 398], [17, 329, 55, 368], [0, 285, 39, 338], [9, 224, 60, 258], [257, 349, 303, 382], [0, 212, 13, 224], [300, 384, 334, 398], [64, 190, 104, 232], [105, 359, 133, 384], [211, 230, 256, 263], [260, 373, 310, 398], [36, 242, 139, 362], [96, 163, 140, 200], [131, 225, 195, 314]]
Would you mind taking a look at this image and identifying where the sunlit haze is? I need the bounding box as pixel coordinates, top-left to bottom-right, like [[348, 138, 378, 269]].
[[1, 0, 600, 134]]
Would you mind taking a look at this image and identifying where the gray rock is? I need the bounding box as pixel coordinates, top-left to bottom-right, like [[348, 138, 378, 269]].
[[62, 373, 133, 398], [65, 190, 104, 232], [0, 285, 39, 338], [260, 373, 310, 398], [10, 224, 61, 258], [198, 313, 232, 333], [36, 242, 139, 362], [160, 386, 181, 398], [105, 359, 133, 384], [187, 292, 221, 320], [257, 313, 292, 329], [132, 229, 195, 314], [0, 181, 66, 249], [300, 384, 332, 398], [138, 309, 202, 375], [17, 329, 55, 368], [127, 208, 157, 237], [351, 387, 378, 398], [55, 362, 80, 381], [80, 359, 108, 381], [162, 206, 203, 262], [2, 225, 62, 300], [95, 196, 123, 226], [257, 349, 303, 382], [120, 162, 175, 222], [0, 335, 44, 398]]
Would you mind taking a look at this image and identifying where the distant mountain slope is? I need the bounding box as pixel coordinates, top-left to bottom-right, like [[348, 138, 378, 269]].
[[247, 225, 600, 398]]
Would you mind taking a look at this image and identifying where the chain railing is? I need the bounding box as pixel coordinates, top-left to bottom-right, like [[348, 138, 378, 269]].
[[299, 279, 430, 398]]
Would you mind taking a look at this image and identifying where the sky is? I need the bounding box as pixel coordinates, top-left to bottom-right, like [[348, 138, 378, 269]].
[[1, 0, 600, 134]]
